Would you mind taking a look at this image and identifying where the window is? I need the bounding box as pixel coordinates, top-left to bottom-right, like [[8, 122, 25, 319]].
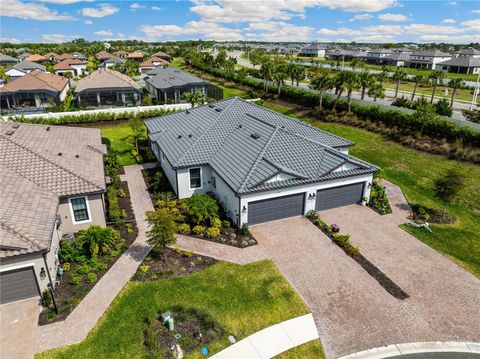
[[69, 197, 90, 223], [189, 168, 202, 189]]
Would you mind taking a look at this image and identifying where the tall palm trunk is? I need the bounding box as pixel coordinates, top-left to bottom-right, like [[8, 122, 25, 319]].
[[450, 87, 457, 107], [333, 89, 343, 111], [430, 82, 437, 103], [347, 90, 353, 112], [361, 85, 366, 100], [319, 92, 324, 111], [411, 82, 418, 101], [395, 80, 400, 98]]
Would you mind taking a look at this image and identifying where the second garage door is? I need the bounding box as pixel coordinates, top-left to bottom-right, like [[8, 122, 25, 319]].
[[248, 193, 305, 225], [315, 182, 364, 211], [0, 266, 40, 304]]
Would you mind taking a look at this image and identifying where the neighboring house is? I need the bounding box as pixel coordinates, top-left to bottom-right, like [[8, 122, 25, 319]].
[[407, 49, 452, 69], [452, 47, 480, 58], [382, 52, 411, 67], [75, 68, 142, 107], [25, 54, 48, 63], [5, 60, 46, 80], [0, 122, 107, 304], [144, 67, 223, 104], [53, 58, 88, 77], [298, 43, 326, 58], [0, 54, 18, 67], [435, 57, 480, 74], [390, 47, 413, 54], [95, 51, 113, 62], [0, 70, 69, 113], [127, 51, 144, 61], [17, 52, 31, 61], [43, 52, 58, 62], [139, 56, 169, 74], [151, 51, 171, 62], [54, 53, 75, 62], [145, 97, 378, 226], [100, 55, 125, 69], [114, 50, 129, 59], [366, 48, 394, 64], [72, 52, 87, 61]]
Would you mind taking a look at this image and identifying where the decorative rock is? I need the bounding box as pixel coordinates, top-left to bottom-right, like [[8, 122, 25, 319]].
[[228, 335, 236, 344]]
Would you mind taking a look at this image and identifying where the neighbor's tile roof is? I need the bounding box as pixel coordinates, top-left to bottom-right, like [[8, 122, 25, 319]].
[[102, 55, 125, 65], [53, 58, 87, 71], [437, 57, 480, 68], [140, 56, 169, 68], [25, 54, 47, 62], [12, 60, 46, 72], [95, 51, 113, 60], [411, 49, 451, 57], [0, 70, 68, 94], [152, 51, 171, 59], [75, 68, 141, 93], [145, 67, 208, 90], [127, 51, 144, 59], [55, 53, 75, 61], [145, 98, 376, 195], [0, 54, 18, 62], [0, 122, 106, 258]]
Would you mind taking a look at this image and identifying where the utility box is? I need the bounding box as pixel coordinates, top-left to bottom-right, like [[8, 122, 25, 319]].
[[161, 311, 171, 323]]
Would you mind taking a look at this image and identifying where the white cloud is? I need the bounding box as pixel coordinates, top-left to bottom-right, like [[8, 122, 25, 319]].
[[349, 14, 373, 22], [418, 34, 479, 43], [81, 3, 118, 18], [151, 6, 163, 11], [84, 20, 93, 25], [404, 23, 465, 34], [41, 33, 80, 43], [377, 13, 409, 21], [38, 0, 89, 3], [471, 9, 480, 14], [141, 21, 243, 41], [1, 0, 73, 21], [461, 19, 480, 31], [442, 18, 456, 24], [94, 30, 113, 37], [0, 37, 21, 44], [130, 3, 146, 10], [246, 21, 313, 41]]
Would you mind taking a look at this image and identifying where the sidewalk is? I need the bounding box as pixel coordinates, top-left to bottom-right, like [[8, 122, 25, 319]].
[[210, 314, 319, 359]]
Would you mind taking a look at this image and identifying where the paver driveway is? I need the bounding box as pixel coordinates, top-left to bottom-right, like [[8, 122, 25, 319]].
[[251, 188, 480, 359]]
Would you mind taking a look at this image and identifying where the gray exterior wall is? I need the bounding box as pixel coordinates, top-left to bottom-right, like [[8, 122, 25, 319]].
[[57, 193, 106, 234], [212, 169, 240, 226], [176, 165, 213, 198]]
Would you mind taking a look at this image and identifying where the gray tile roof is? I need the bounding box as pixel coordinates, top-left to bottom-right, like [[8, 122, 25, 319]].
[[145, 98, 376, 195], [102, 56, 125, 65], [411, 49, 451, 57], [13, 60, 46, 72], [437, 57, 480, 68], [0, 54, 18, 63], [145, 67, 208, 90], [0, 122, 106, 258], [75, 68, 141, 93]]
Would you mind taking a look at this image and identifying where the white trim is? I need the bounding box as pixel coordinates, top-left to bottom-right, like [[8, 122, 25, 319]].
[[68, 196, 92, 225], [188, 167, 203, 190], [0, 263, 35, 273]]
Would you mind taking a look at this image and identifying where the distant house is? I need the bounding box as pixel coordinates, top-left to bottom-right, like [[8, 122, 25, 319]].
[[75, 68, 142, 107], [53, 58, 88, 77], [43, 52, 58, 62], [139, 56, 169, 74], [382, 53, 411, 67], [145, 67, 222, 104], [435, 57, 480, 74], [390, 47, 413, 54], [5, 60, 46, 80], [452, 47, 480, 58], [151, 51, 171, 62], [299, 43, 326, 58], [0, 54, 18, 67], [0, 122, 107, 304], [100, 56, 125, 69], [407, 49, 451, 69], [366, 48, 394, 64], [17, 52, 31, 61], [54, 53, 75, 62], [114, 50, 129, 59], [25, 54, 48, 63], [95, 51, 113, 62], [72, 52, 87, 61], [0, 70, 69, 113], [127, 51, 144, 61]]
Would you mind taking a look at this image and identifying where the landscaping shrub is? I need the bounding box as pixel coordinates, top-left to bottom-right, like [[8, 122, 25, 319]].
[[76, 225, 120, 258], [205, 227, 221, 238], [221, 219, 231, 228], [145, 207, 177, 254], [192, 225, 206, 235], [435, 98, 453, 117], [368, 180, 392, 215], [186, 194, 219, 225], [107, 186, 122, 223], [239, 223, 250, 235], [85, 272, 98, 283], [177, 223, 190, 234], [69, 274, 82, 285], [306, 209, 319, 221], [58, 240, 82, 263], [462, 109, 480, 124], [41, 289, 52, 308], [211, 217, 222, 228]]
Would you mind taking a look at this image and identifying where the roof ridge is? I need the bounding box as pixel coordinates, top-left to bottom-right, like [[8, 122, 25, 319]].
[[1, 135, 104, 194], [173, 97, 239, 166], [0, 219, 44, 252], [238, 126, 280, 193]]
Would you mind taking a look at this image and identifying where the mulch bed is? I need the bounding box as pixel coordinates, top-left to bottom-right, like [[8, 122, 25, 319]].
[[186, 229, 257, 248], [38, 182, 138, 325], [143, 306, 224, 359], [132, 248, 216, 281], [410, 204, 456, 224]]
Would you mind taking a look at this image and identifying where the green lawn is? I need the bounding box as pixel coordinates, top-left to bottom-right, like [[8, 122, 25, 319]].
[[37, 260, 310, 359], [265, 102, 480, 277], [274, 340, 325, 359], [97, 122, 137, 166], [384, 81, 477, 103]]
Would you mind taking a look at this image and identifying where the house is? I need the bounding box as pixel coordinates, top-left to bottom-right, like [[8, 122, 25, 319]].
[[407, 49, 451, 69], [435, 57, 480, 74], [0, 122, 107, 304], [0, 70, 69, 113], [452, 47, 480, 58], [139, 56, 169, 74], [127, 51, 144, 61], [95, 51, 113, 62], [5, 60, 46, 80], [114, 50, 129, 59], [299, 43, 326, 58], [382, 52, 411, 67], [151, 51, 171, 62], [54, 53, 75, 62], [145, 97, 378, 226], [144, 67, 223, 104], [75, 68, 142, 108], [17, 52, 31, 61], [25, 54, 48, 63], [390, 47, 413, 54], [53, 58, 87, 77], [43, 52, 58, 62], [99, 55, 125, 69], [0, 54, 18, 67], [72, 52, 87, 61], [366, 48, 394, 64]]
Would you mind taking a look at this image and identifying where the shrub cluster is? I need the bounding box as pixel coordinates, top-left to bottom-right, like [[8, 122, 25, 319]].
[[368, 180, 392, 215], [392, 96, 453, 117]]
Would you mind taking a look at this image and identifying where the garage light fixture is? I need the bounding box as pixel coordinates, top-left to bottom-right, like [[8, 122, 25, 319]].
[[308, 193, 316, 200], [242, 206, 247, 212], [40, 267, 46, 280]]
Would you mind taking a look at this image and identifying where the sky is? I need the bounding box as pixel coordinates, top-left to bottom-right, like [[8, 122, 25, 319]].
[[0, 0, 479, 44]]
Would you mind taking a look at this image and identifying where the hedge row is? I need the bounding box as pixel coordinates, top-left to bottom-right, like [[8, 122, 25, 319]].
[[189, 61, 480, 146]]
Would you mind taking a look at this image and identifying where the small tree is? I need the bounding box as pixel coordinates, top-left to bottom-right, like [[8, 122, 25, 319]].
[[183, 90, 204, 108], [434, 97, 453, 117], [129, 117, 145, 153], [146, 207, 177, 255], [186, 194, 219, 225], [77, 225, 120, 257], [433, 169, 465, 217]]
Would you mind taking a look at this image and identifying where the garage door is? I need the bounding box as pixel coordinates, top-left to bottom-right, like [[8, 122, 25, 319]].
[[0, 267, 40, 304], [248, 193, 305, 225], [315, 183, 364, 211]]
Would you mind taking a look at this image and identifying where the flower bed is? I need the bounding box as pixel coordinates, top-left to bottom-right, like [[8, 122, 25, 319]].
[[132, 247, 216, 282], [368, 179, 392, 215], [306, 210, 409, 300], [410, 203, 456, 224]]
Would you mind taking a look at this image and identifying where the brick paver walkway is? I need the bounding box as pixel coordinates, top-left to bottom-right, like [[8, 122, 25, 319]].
[[251, 181, 480, 359]]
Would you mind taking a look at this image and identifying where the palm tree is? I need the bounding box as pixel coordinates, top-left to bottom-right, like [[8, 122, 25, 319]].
[[448, 78, 465, 107], [183, 90, 204, 107], [272, 62, 288, 94], [343, 71, 360, 112], [392, 67, 407, 98], [332, 71, 349, 111], [260, 57, 273, 93], [358, 71, 374, 100], [367, 81, 385, 102], [310, 74, 333, 111], [411, 75, 425, 101], [292, 65, 306, 86], [428, 70, 445, 103]]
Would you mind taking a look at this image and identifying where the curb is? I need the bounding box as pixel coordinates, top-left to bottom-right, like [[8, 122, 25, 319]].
[[338, 342, 480, 359]]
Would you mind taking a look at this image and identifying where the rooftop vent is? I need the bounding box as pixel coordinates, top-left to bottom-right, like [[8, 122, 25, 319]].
[[177, 135, 182, 139], [75, 154, 79, 158], [12, 123, 19, 129], [5, 130, 14, 136], [46, 126, 50, 131], [58, 152, 62, 156], [214, 108, 222, 112], [188, 134, 192, 138], [186, 110, 190, 114], [250, 133, 260, 139], [208, 104, 215, 108], [238, 124, 243, 129]]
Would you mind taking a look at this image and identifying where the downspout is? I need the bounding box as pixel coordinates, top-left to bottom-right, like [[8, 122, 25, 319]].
[[43, 222, 59, 313]]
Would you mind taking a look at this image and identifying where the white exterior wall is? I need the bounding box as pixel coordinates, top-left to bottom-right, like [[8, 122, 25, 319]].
[[176, 165, 213, 198], [212, 169, 240, 225], [71, 64, 86, 76], [5, 68, 26, 77], [59, 83, 70, 102], [238, 173, 374, 225], [156, 144, 178, 196]]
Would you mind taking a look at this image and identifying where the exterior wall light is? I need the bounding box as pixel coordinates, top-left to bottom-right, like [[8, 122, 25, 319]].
[[242, 206, 247, 212], [40, 267, 46, 280]]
